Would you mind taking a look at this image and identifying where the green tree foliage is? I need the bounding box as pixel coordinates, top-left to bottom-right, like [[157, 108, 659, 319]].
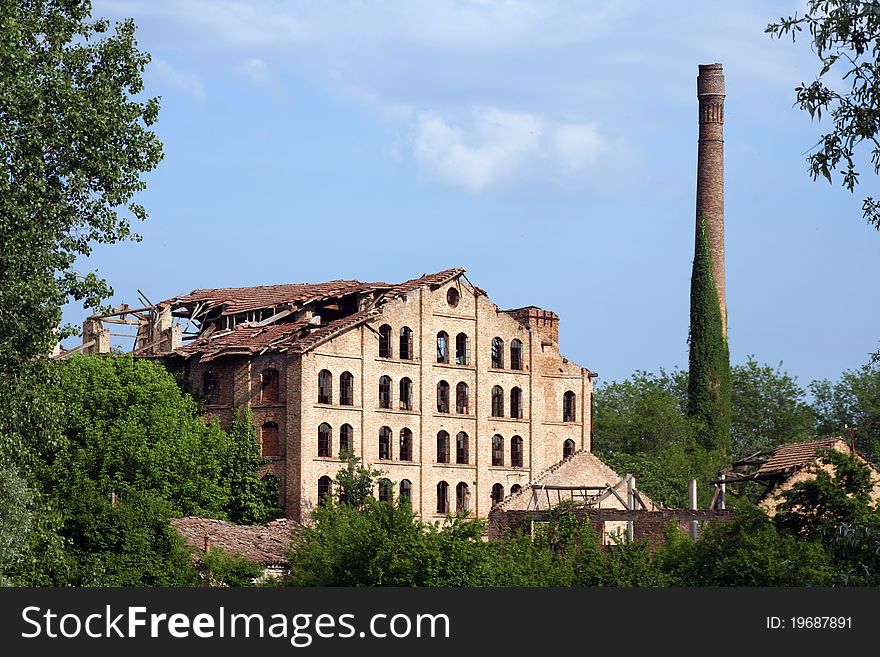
[[333, 452, 384, 508], [658, 501, 833, 586], [593, 369, 695, 456], [767, 1, 880, 229], [687, 216, 731, 454], [49, 356, 232, 516], [731, 357, 814, 457], [810, 364, 880, 462], [0, 1, 161, 581], [200, 547, 265, 587], [224, 406, 282, 525], [0, 463, 33, 584]]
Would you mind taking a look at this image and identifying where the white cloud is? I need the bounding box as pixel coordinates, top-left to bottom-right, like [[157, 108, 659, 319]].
[[151, 58, 206, 100], [238, 57, 270, 85], [412, 107, 611, 191]]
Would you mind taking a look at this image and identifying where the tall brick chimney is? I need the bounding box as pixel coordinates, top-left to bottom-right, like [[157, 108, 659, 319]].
[[696, 63, 727, 336]]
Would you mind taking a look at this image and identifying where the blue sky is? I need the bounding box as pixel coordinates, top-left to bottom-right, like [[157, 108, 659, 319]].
[[67, 0, 880, 388]]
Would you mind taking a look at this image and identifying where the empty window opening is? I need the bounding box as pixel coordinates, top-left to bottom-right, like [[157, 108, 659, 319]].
[[437, 331, 449, 363], [399, 326, 414, 360], [456, 482, 470, 514], [318, 369, 332, 404], [399, 377, 413, 411], [511, 435, 524, 468], [456, 382, 469, 414], [318, 422, 332, 457], [491, 337, 504, 369], [456, 431, 469, 464], [378, 478, 393, 503], [491, 483, 504, 506], [400, 479, 412, 502], [510, 387, 523, 419], [261, 421, 279, 457], [491, 434, 504, 466], [378, 324, 393, 358], [437, 431, 450, 464], [379, 375, 392, 409], [563, 391, 576, 422], [510, 339, 523, 371], [437, 380, 450, 413], [510, 484, 522, 495], [261, 368, 279, 403], [455, 333, 470, 365], [203, 371, 220, 405], [339, 424, 353, 457], [339, 371, 354, 406], [379, 426, 392, 460], [491, 385, 505, 418], [437, 481, 449, 514], [563, 438, 575, 459], [318, 476, 333, 505], [399, 428, 413, 461]]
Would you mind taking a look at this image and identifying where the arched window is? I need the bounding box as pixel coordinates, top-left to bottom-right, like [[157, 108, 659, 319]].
[[563, 391, 576, 422], [378, 478, 393, 503], [399, 428, 413, 461], [511, 435, 524, 468], [437, 380, 450, 413], [456, 482, 469, 514], [400, 479, 412, 501], [318, 476, 333, 505], [399, 327, 413, 360], [437, 331, 449, 363], [491, 385, 504, 417], [491, 434, 504, 466], [378, 375, 392, 409], [379, 426, 392, 460], [437, 431, 450, 464], [456, 431, 469, 464], [437, 481, 449, 514], [339, 372, 354, 406], [339, 424, 353, 457], [261, 368, 279, 403], [455, 333, 470, 365], [261, 421, 279, 457], [491, 337, 504, 369], [318, 369, 332, 404], [203, 371, 220, 405], [399, 377, 413, 411], [563, 438, 575, 459], [455, 382, 469, 414], [491, 483, 504, 506], [378, 324, 392, 358], [318, 422, 332, 457], [510, 339, 523, 371], [510, 387, 523, 419], [510, 484, 522, 495]]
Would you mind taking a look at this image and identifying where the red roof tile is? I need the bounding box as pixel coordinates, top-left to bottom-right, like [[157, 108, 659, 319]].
[[170, 516, 296, 565], [756, 437, 846, 475]]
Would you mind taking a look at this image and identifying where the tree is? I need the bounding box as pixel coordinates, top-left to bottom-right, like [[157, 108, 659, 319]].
[[593, 369, 695, 456], [810, 364, 880, 463], [767, 2, 880, 229], [224, 406, 282, 524], [0, 1, 161, 578], [687, 217, 731, 453], [730, 357, 815, 457], [0, 463, 33, 584], [334, 452, 383, 508]]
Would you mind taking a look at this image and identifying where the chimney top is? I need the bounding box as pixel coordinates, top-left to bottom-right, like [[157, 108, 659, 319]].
[[697, 63, 725, 98]]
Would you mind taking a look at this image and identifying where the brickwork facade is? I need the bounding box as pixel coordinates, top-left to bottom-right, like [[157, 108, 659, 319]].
[[169, 270, 594, 523]]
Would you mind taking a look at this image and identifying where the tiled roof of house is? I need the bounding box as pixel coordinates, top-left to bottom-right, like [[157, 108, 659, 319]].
[[170, 516, 296, 566], [756, 437, 847, 475], [165, 268, 465, 361]]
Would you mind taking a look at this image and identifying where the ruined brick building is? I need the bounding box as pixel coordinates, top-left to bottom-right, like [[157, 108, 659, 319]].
[[85, 268, 596, 522]]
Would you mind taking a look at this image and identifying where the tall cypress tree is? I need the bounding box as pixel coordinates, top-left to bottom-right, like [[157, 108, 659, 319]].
[[687, 216, 731, 453]]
